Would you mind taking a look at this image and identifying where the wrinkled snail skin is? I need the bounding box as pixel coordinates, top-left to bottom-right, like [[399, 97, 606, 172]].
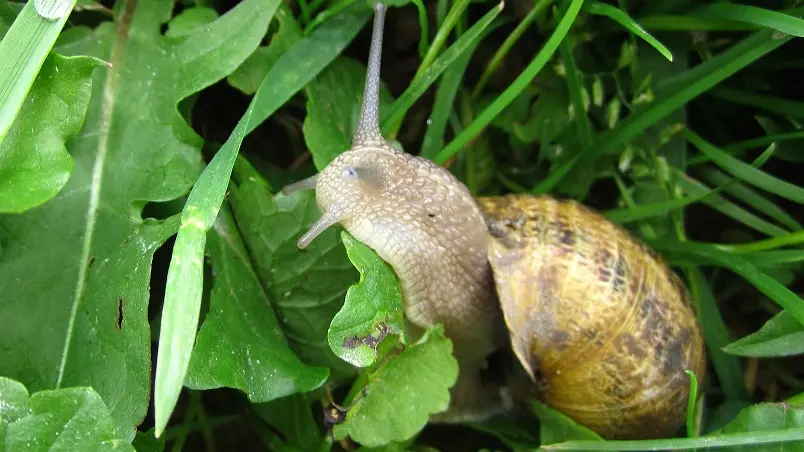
[[281, 1, 708, 440], [479, 194, 707, 439]]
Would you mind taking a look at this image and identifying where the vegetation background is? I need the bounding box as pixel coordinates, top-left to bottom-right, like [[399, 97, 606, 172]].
[[0, 0, 802, 451]]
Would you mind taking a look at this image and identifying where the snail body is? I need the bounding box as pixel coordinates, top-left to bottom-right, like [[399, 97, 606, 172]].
[[282, 2, 707, 440]]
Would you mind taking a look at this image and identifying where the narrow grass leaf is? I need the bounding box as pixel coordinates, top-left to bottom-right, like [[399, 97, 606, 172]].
[[685, 268, 750, 401], [722, 310, 804, 357], [717, 230, 804, 254], [559, 35, 593, 148], [743, 250, 804, 266], [583, 1, 673, 61], [638, 15, 756, 32], [532, 29, 791, 194], [685, 130, 804, 204], [542, 428, 804, 450], [155, 102, 257, 438], [674, 170, 789, 238], [709, 86, 804, 120], [246, 3, 371, 136], [0, 0, 76, 143], [693, 3, 804, 37], [698, 168, 801, 232], [685, 370, 700, 437], [382, 1, 503, 138], [650, 240, 804, 327], [436, 0, 584, 165]]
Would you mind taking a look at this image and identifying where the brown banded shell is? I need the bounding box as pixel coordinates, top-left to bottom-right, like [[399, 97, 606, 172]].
[[477, 194, 707, 440]]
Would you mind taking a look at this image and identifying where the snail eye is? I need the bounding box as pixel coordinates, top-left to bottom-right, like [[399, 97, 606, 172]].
[[343, 167, 360, 180], [342, 165, 385, 193]]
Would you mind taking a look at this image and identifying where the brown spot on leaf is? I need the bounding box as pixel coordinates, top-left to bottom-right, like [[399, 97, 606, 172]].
[[343, 323, 390, 350], [116, 297, 124, 330]]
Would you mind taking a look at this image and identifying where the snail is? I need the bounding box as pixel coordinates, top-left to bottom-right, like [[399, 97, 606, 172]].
[[281, 2, 707, 440]]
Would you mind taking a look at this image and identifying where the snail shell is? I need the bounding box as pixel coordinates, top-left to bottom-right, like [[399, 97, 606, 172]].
[[478, 194, 707, 440]]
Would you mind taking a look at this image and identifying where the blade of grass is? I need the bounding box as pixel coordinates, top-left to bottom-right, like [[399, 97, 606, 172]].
[[558, 28, 593, 148], [698, 167, 802, 232], [154, 101, 256, 438], [674, 170, 789, 238], [684, 130, 804, 204], [435, 0, 585, 165], [246, 2, 371, 136], [715, 230, 804, 254], [381, 2, 504, 139], [685, 370, 700, 437], [649, 240, 804, 327], [0, 0, 77, 143], [532, 28, 792, 194], [689, 131, 804, 166], [743, 250, 804, 266], [637, 15, 757, 32], [541, 428, 804, 450], [471, 0, 553, 98], [583, 1, 673, 61], [156, 0, 362, 436], [410, 0, 429, 57], [692, 3, 804, 37], [709, 86, 804, 120], [685, 268, 750, 402]]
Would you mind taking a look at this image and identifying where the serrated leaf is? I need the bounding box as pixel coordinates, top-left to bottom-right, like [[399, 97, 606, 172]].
[[0, 376, 134, 451], [716, 402, 804, 452], [228, 5, 302, 95], [531, 400, 604, 445], [0, 53, 103, 213], [723, 310, 804, 357], [333, 326, 459, 448], [303, 55, 395, 170], [328, 231, 406, 368], [0, 0, 273, 439], [185, 205, 328, 401], [228, 181, 359, 379]]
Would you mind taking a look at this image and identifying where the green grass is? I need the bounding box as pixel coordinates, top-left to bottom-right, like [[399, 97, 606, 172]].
[[0, 0, 802, 451]]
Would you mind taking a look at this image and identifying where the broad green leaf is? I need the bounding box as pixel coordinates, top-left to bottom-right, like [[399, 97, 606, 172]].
[[164, 6, 219, 38], [722, 310, 804, 357], [252, 393, 322, 451], [184, 205, 328, 402], [228, 181, 359, 379], [531, 400, 604, 445], [0, 376, 134, 451], [0, 0, 273, 439], [303, 56, 394, 170], [0, 0, 76, 143], [228, 5, 302, 95], [716, 402, 804, 451], [333, 326, 459, 448], [328, 231, 406, 368], [0, 53, 103, 213]]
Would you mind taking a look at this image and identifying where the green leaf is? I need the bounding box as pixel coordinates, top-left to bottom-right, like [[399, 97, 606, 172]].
[[533, 28, 792, 194], [684, 130, 804, 204], [184, 206, 328, 405], [303, 56, 394, 170], [0, 0, 274, 439], [685, 268, 750, 401], [333, 326, 459, 448], [228, 5, 302, 95], [164, 6, 219, 38], [717, 402, 804, 447], [0, 53, 103, 213], [229, 182, 358, 379], [583, 1, 673, 61], [0, 376, 134, 451], [252, 393, 322, 451], [530, 399, 604, 445], [693, 3, 804, 37], [722, 310, 804, 358], [0, 0, 76, 144], [328, 231, 406, 368], [244, 2, 372, 137]]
